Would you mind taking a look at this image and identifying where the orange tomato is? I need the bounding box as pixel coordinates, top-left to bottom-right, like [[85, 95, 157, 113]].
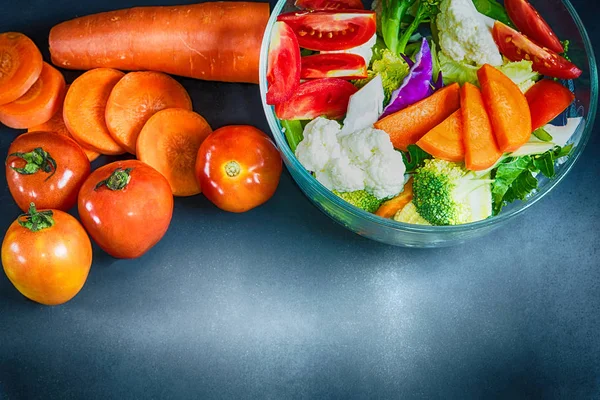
[[5, 131, 91, 212], [195, 125, 282, 213], [1, 203, 92, 306], [77, 160, 174, 259]]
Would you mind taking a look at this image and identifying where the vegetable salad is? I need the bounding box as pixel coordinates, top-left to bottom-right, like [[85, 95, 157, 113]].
[[266, 0, 583, 226]]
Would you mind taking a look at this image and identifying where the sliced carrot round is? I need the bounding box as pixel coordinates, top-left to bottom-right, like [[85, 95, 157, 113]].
[[137, 108, 212, 196], [63, 68, 126, 155], [416, 109, 465, 163], [0, 32, 43, 106], [28, 84, 101, 162], [105, 71, 192, 154], [0, 62, 66, 129]]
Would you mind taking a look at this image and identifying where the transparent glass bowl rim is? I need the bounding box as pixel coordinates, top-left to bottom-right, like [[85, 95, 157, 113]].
[[259, 0, 598, 234]]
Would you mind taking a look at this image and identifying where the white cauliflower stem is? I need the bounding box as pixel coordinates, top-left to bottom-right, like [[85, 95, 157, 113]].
[[295, 117, 406, 199], [436, 0, 503, 66]]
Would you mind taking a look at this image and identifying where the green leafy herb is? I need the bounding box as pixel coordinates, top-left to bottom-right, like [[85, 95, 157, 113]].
[[471, 0, 514, 27], [532, 127, 553, 142], [491, 144, 574, 214], [280, 120, 304, 153], [402, 144, 432, 173]]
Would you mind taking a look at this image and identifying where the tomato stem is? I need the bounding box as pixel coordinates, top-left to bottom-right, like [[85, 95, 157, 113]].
[[18, 203, 55, 232], [95, 167, 133, 191], [6, 147, 57, 181], [224, 161, 241, 178]]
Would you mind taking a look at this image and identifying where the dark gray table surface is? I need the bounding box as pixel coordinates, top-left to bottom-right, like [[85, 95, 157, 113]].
[[1, 0, 599, 399]]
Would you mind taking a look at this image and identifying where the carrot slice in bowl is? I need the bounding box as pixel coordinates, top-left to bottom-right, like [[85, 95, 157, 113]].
[[136, 108, 212, 196], [0, 32, 43, 106], [28, 84, 100, 162], [416, 109, 465, 163], [105, 71, 192, 155], [478, 64, 531, 153], [63, 68, 126, 155], [0, 62, 66, 129], [460, 83, 503, 171]]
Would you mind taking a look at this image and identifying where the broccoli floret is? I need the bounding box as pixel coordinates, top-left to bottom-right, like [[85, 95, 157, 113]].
[[333, 190, 383, 213], [354, 40, 410, 104], [412, 159, 493, 225]]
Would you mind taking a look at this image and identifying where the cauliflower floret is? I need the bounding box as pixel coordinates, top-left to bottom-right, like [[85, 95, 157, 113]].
[[295, 118, 342, 173], [295, 118, 407, 200], [364, 151, 406, 199], [436, 0, 503, 66]]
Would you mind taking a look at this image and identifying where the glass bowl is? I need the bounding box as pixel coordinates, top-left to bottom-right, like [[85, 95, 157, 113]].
[[259, 0, 598, 247]]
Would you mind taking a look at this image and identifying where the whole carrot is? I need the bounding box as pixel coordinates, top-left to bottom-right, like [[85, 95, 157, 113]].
[[49, 2, 270, 84]]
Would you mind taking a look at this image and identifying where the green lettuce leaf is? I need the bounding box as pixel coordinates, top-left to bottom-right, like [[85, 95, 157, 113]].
[[471, 0, 514, 27], [402, 144, 432, 173], [438, 50, 479, 86], [497, 60, 540, 93]]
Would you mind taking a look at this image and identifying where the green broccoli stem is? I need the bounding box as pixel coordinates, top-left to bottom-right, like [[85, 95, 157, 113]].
[[382, 0, 416, 55], [396, 6, 427, 55]]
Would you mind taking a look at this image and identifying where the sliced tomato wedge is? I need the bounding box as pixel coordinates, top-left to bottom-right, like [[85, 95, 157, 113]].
[[504, 0, 563, 54], [295, 0, 364, 10], [267, 22, 301, 105], [301, 53, 367, 79], [274, 78, 357, 120], [493, 22, 582, 80], [277, 11, 376, 51], [525, 79, 575, 130]]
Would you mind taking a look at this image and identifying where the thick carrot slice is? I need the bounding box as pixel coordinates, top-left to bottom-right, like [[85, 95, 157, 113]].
[[63, 68, 126, 155], [460, 83, 503, 171], [105, 71, 192, 154], [49, 2, 269, 84], [375, 177, 413, 219], [0, 62, 66, 129], [416, 110, 464, 162], [374, 83, 460, 151], [478, 64, 531, 153], [28, 85, 100, 162], [0, 32, 43, 106], [136, 108, 212, 196]]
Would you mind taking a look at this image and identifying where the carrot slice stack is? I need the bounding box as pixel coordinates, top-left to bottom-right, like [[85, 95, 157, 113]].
[[63, 68, 126, 155], [105, 71, 193, 154], [137, 108, 212, 196], [0, 32, 43, 106], [28, 84, 101, 162], [0, 62, 66, 129]]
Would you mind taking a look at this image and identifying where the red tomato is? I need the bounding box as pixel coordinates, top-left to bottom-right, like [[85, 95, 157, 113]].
[[77, 160, 173, 259], [195, 125, 282, 213], [277, 11, 376, 51], [295, 0, 364, 10], [525, 79, 575, 130], [2, 203, 92, 305], [301, 53, 367, 79], [275, 78, 357, 120], [267, 22, 301, 105], [493, 22, 582, 80], [5, 131, 91, 212], [504, 0, 563, 54]]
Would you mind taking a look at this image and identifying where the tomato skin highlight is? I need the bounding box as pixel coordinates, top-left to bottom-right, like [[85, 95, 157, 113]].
[[504, 0, 563, 54], [2, 208, 92, 306], [77, 160, 174, 259], [525, 79, 575, 130], [267, 22, 301, 105], [301, 53, 367, 79], [275, 78, 357, 120], [195, 125, 282, 213], [295, 0, 364, 10], [277, 10, 376, 51], [493, 21, 581, 80], [5, 131, 91, 212]]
